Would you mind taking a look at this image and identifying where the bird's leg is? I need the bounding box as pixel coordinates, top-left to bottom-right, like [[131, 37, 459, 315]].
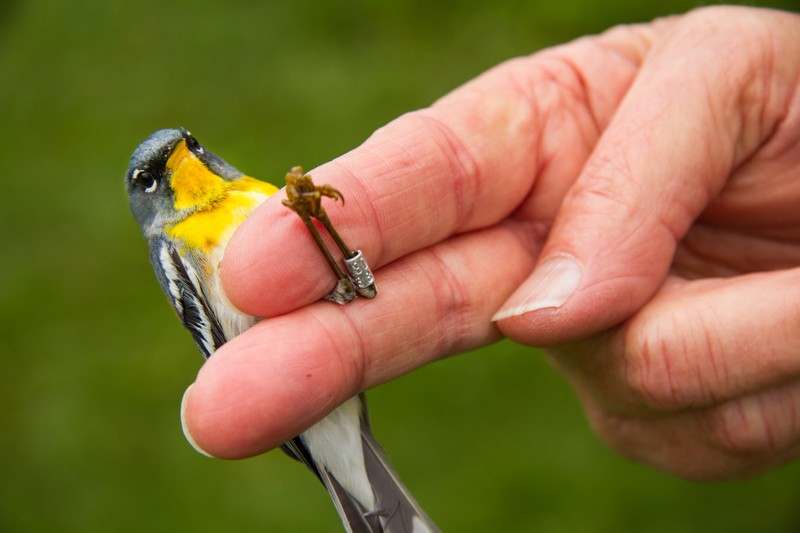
[[311, 206, 377, 299], [283, 167, 377, 300], [283, 169, 356, 304], [299, 209, 357, 305]]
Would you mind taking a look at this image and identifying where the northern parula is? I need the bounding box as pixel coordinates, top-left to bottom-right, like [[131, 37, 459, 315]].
[[125, 128, 438, 533]]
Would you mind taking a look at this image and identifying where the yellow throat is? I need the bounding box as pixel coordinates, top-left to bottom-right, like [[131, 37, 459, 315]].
[[164, 140, 279, 254]]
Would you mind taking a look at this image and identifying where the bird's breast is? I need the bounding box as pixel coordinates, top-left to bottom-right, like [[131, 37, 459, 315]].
[[166, 178, 276, 255]]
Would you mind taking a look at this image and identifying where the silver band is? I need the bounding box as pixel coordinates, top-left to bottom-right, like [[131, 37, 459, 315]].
[[344, 250, 374, 289]]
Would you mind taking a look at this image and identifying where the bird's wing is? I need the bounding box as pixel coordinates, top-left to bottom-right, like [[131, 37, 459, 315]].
[[149, 238, 227, 358], [149, 240, 317, 470]]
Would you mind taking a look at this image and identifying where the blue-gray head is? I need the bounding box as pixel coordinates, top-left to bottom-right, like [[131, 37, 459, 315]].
[[125, 128, 244, 236]]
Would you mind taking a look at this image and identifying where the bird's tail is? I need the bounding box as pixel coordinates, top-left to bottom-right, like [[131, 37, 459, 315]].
[[319, 425, 440, 533]]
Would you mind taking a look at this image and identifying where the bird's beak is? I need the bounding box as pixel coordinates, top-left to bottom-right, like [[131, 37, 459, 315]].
[[166, 139, 193, 174], [167, 140, 226, 210]]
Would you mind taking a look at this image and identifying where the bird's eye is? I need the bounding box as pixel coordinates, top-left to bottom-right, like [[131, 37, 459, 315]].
[[133, 169, 158, 193]]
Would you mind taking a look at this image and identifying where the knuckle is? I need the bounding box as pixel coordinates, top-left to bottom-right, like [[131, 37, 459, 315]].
[[621, 321, 695, 412], [310, 312, 368, 396], [582, 408, 632, 454], [421, 247, 473, 356], [569, 157, 634, 213], [403, 109, 481, 230], [704, 395, 788, 459], [584, 406, 758, 482], [621, 311, 724, 412]]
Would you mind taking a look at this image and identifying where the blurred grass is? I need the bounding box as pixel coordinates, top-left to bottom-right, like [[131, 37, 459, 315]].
[[2, 0, 800, 531]]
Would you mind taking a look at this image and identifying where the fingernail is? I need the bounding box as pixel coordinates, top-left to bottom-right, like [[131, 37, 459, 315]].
[[180, 384, 215, 458], [492, 254, 583, 321]]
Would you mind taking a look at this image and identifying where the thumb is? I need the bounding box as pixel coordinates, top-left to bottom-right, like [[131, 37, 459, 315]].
[[493, 9, 770, 345]]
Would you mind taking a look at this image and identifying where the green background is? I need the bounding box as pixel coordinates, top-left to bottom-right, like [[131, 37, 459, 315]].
[[2, 1, 800, 531]]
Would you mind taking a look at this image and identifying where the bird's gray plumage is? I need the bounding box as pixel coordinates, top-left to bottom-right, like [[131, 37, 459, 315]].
[[126, 129, 183, 234]]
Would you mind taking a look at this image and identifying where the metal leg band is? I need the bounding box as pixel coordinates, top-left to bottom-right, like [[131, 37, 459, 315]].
[[344, 250, 377, 299]]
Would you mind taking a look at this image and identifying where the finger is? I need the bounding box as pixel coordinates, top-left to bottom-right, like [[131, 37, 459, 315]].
[[222, 76, 539, 317], [184, 221, 539, 458], [221, 32, 646, 318], [547, 268, 800, 417], [494, 7, 795, 344], [586, 378, 800, 480]]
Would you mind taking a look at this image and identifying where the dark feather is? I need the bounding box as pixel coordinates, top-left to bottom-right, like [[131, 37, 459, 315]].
[[280, 438, 321, 476], [149, 239, 226, 358], [321, 469, 379, 533], [360, 425, 437, 532]]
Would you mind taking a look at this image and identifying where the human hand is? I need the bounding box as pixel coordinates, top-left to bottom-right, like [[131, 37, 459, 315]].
[[182, 6, 800, 480]]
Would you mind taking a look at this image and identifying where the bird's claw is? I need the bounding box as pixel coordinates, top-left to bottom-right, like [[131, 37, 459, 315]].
[[283, 166, 377, 303]]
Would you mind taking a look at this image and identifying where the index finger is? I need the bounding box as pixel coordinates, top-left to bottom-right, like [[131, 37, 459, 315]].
[[221, 34, 643, 317]]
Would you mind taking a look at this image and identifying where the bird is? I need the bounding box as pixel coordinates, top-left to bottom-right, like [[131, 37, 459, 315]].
[[125, 128, 439, 533]]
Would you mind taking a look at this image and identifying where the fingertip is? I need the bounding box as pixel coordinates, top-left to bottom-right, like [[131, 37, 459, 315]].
[[491, 254, 583, 322], [494, 247, 667, 346], [219, 196, 278, 314], [492, 253, 591, 345], [179, 350, 275, 459], [220, 195, 331, 317], [180, 384, 215, 458], [179, 315, 360, 459]]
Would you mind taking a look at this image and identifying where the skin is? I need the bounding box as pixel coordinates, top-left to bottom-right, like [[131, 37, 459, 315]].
[[182, 6, 800, 480]]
